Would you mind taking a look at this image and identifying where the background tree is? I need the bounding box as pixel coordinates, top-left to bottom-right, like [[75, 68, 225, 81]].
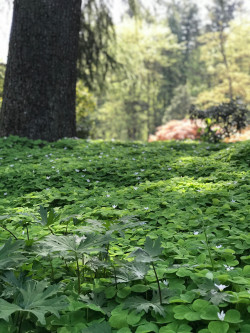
[[205, 0, 243, 100], [0, 0, 81, 141]]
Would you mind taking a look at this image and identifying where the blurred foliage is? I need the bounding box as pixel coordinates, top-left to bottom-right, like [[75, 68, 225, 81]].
[[195, 18, 250, 108], [92, 19, 181, 140], [75, 81, 96, 138], [190, 100, 248, 142], [163, 85, 193, 123]]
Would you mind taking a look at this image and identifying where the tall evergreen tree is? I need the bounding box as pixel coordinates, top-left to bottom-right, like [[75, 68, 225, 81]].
[[0, 0, 81, 141]]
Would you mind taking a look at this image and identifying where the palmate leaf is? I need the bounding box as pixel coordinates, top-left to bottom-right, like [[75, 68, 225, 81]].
[[39, 233, 107, 256], [129, 237, 163, 263], [0, 238, 25, 270], [38, 205, 59, 226], [144, 237, 163, 258], [123, 294, 165, 317], [116, 262, 149, 282], [0, 280, 68, 325]]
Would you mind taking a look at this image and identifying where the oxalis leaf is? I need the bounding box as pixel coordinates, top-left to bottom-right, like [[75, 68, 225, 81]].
[[82, 321, 112, 333], [123, 294, 165, 317], [0, 280, 68, 325]]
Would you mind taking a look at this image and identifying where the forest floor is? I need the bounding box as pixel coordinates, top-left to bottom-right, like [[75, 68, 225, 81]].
[[0, 136, 249, 333]]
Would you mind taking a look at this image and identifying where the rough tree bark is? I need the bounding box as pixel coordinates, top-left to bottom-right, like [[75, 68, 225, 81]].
[[0, 0, 82, 141]]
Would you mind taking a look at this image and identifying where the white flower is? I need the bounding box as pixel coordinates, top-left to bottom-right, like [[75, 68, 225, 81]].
[[27, 154, 32, 157], [115, 158, 118, 160], [141, 169, 145, 172], [86, 179, 90, 182], [52, 166, 55, 169], [217, 310, 225, 321], [144, 207, 149, 210], [75, 169, 80, 172], [168, 168, 172, 170], [106, 194, 110, 197], [136, 177, 141, 180], [134, 172, 139, 175], [112, 205, 117, 208], [163, 280, 169, 286], [64, 147, 67, 150], [4, 192, 7, 196], [50, 160, 54, 162], [215, 284, 228, 291], [231, 199, 236, 203], [193, 231, 199, 235], [46, 176, 50, 180], [10, 164, 14, 167], [216, 245, 222, 249], [89, 160, 92, 162], [133, 187, 138, 190], [224, 264, 234, 271], [139, 222, 147, 225], [75, 235, 86, 245], [132, 158, 136, 161]]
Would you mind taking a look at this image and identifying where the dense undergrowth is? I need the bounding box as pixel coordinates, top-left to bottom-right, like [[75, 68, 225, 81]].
[[0, 136, 249, 333]]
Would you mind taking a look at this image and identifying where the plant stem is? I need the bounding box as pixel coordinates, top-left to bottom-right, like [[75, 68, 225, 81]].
[[48, 254, 55, 281], [82, 254, 85, 280], [152, 262, 162, 305], [18, 312, 24, 333], [0, 225, 18, 239], [75, 253, 81, 294], [25, 225, 30, 241], [113, 265, 118, 290], [203, 227, 215, 272], [48, 226, 55, 235]]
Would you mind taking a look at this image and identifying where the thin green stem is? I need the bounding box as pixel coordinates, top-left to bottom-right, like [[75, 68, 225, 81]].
[[152, 262, 162, 305], [0, 225, 18, 240], [113, 265, 118, 290], [25, 225, 30, 241], [75, 253, 81, 294], [48, 254, 55, 281], [18, 312, 24, 333], [203, 227, 215, 272]]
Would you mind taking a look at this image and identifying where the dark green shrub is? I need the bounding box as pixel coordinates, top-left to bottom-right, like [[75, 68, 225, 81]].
[[189, 100, 248, 142]]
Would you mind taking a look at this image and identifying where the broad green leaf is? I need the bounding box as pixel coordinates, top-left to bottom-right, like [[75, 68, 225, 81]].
[[200, 305, 220, 321], [0, 299, 22, 321], [0, 280, 68, 325], [144, 237, 163, 258], [224, 309, 242, 323], [123, 295, 165, 317], [208, 321, 229, 333], [127, 309, 143, 325], [135, 322, 159, 333], [184, 311, 201, 321], [131, 284, 150, 293], [109, 306, 129, 329], [0, 239, 25, 270], [82, 322, 112, 333], [117, 328, 132, 333], [117, 286, 131, 298]]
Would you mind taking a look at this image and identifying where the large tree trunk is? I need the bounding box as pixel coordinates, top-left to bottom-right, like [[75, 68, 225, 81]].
[[0, 0, 82, 141]]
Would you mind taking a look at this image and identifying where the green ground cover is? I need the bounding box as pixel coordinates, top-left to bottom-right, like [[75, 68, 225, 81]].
[[0, 136, 249, 333]]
